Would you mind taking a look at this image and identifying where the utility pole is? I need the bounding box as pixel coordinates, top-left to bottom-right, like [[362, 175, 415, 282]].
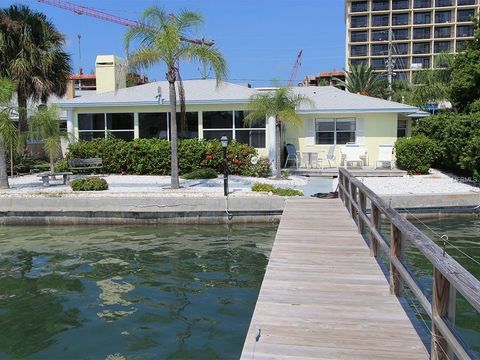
[[386, 29, 394, 100]]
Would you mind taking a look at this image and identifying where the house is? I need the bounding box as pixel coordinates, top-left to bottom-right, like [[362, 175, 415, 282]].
[[57, 55, 419, 168]]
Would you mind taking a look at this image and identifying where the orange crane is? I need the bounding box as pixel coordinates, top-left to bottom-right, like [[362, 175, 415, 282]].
[[288, 50, 303, 87], [36, 0, 214, 46]]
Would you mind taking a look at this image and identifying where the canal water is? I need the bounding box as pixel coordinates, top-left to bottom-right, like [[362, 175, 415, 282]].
[[0, 224, 276, 360], [386, 216, 480, 355]]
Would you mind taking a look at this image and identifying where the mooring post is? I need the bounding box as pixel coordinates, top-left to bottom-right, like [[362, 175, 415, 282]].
[[390, 224, 403, 295]]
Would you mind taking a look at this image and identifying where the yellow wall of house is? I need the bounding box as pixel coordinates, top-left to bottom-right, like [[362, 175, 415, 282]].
[[283, 113, 401, 167]]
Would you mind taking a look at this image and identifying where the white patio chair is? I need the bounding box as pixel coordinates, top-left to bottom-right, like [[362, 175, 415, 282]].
[[344, 144, 364, 169], [301, 152, 310, 168], [375, 144, 394, 169], [318, 145, 337, 169]]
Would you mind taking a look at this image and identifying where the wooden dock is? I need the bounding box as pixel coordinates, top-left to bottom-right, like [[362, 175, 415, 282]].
[[241, 198, 429, 360]]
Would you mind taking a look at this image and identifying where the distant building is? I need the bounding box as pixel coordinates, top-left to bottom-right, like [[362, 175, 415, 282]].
[[303, 71, 346, 89], [345, 0, 480, 81]]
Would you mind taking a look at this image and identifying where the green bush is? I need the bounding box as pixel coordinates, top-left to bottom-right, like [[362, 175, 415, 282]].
[[394, 136, 438, 174], [70, 177, 108, 191], [182, 168, 218, 179], [67, 137, 260, 176], [251, 182, 303, 196], [54, 159, 69, 172], [243, 157, 272, 178]]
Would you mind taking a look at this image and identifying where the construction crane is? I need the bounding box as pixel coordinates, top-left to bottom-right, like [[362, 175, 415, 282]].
[[37, 0, 214, 46], [288, 50, 303, 87]]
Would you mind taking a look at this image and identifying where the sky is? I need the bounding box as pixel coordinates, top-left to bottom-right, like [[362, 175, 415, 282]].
[[1, 0, 346, 87]]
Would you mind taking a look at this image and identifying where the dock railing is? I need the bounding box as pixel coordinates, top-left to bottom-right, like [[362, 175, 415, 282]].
[[338, 168, 480, 360]]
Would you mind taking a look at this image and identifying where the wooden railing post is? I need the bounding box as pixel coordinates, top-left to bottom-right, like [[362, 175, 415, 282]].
[[339, 172, 344, 203], [349, 183, 356, 220], [431, 268, 453, 360], [370, 204, 379, 257], [390, 224, 403, 295], [358, 191, 366, 235], [344, 177, 351, 215]]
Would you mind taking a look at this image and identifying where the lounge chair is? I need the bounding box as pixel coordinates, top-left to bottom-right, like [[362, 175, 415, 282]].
[[318, 145, 337, 169], [375, 144, 394, 169], [344, 144, 365, 169], [284, 143, 299, 168]]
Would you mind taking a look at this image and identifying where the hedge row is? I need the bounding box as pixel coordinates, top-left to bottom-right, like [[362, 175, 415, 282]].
[[394, 136, 438, 175], [67, 137, 271, 177], [412, 113, 480, 181]]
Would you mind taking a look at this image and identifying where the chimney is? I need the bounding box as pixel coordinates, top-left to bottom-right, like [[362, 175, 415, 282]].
[[66, 79, 75, 99], [95, 55, 127, 94]]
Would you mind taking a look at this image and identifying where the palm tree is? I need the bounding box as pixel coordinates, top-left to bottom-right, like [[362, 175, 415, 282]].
[[0, 77, 18, 189], [125, 6, 227, 189], [336, 64, 387, 97], [245, 87, 312, 179], [29, 105, 64, 173], [0, 5, 71, 134]]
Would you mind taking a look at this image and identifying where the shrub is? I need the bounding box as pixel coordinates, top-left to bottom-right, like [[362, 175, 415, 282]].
[[70, 177, 108, 191], [394, 136, 438, 174], [54, 159, 69, 172], [182, 168, 218, 179], [251, 182, 303, 196], [243, 156, 272, 178]]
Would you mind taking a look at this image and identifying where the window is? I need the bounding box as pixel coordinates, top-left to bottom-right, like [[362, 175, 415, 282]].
[[414, 12, 432, 24], [395, 43, 409, 55], [351, 15, 368, 28], [413, 42, 431, 54], [175, 112, 199, 139], [350, 59, 368, 66], [456, 39, 468, 50], [413, 27, 431, 39], [392, 13, 409, 25], [203, 111, 266, 148], [78, 113, 134, 140], [397, 119, 407, 138], [351, 45, 368, 56], [458, 0, 475, 5], [372, 30, 388, 41], [372, 14, 389, 26], [351, 1, 368, 12], [434, 26, 451, 38], [412, 56, 431, 68], [371, 44, 388, 55], [139, 113, 168, 139], [315, 118, 356, 145], [392, 0, 409, 10], [371, 58, 386, 69], [457, 9, 475, 22], [457, 25, 474, 37], [435, 0, 452, 6], [393, 28, 410, 40], [351, 31, 368, 42], [372, 0, 389, 11], [414, 0, 432, 8], [394, 57, 410, 69], [434, 40, 451, 53], [396, 72, 409, 80], [435, 10, 451, 23]]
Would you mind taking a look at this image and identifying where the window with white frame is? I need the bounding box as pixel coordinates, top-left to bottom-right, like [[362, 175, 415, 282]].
[[202, 111, 266, 148], [315, 118, 356, 145], [78, 113, 134, 140]]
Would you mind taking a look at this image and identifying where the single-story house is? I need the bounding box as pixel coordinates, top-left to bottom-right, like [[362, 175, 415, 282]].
[[57, 55, 419, 168]]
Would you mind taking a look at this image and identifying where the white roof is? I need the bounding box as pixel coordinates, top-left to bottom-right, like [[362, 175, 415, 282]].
[[56, 79, 417, 114]]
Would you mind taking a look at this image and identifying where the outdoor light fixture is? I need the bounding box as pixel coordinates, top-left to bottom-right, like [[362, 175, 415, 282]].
[[221, 135, 229, 197]]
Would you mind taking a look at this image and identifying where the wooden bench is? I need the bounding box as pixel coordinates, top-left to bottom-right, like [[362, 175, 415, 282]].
[[37, 172, 73, 187], [68, 158, 103, 173]]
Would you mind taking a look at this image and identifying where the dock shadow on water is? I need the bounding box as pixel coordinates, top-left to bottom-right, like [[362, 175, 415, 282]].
[[0, 224, 276, 360]]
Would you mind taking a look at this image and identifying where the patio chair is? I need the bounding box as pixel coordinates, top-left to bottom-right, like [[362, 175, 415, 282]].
[[284, 143, 299, 168], [318, 145, 337, 169], [344, 144, 364, 169], [375, 144, 394, 169]]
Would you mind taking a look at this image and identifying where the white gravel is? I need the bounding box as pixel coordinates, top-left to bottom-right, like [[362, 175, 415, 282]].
[[332, 169, 480, 195], [0, 174, 308, 197]]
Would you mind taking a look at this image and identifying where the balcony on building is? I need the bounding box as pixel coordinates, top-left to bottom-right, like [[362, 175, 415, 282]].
[[457, 9, 475, 22], [414, 0, 432, 8], [414, 12, 432, 24], [372, 0, 390, 11], [372, 14, 389, 27], [351, 31, 368, 42], [351, 1, 369, 12], [392, 0, 410, 10], [351, 15, 368, 28]]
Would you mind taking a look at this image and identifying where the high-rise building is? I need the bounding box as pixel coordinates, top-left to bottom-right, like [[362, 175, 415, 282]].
[[345, 0, 479, 81]]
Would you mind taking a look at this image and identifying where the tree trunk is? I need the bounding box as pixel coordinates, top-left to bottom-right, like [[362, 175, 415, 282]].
[[275, 119, 281, 179], [17, 92, 28, 133], [0, 136, 10, 189], [168, 71, 180, 189], [49, 155, 55, 173]]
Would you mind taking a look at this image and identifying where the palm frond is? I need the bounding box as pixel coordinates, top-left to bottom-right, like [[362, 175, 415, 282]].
[[182, 45, 228, 84]]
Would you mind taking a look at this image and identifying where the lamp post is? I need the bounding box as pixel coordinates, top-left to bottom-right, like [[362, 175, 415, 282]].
[[221, 135, 229, 197]]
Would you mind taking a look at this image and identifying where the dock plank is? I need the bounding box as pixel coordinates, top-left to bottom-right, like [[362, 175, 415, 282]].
[[241, 198, 428, 360]]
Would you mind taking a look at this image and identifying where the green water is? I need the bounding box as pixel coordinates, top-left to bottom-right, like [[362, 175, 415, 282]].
[[385, 217, 480, 355], [0, 224, 276, 360]]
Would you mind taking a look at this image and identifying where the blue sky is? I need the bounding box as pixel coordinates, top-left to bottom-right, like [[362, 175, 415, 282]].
[[3, 0, 346, 86]]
